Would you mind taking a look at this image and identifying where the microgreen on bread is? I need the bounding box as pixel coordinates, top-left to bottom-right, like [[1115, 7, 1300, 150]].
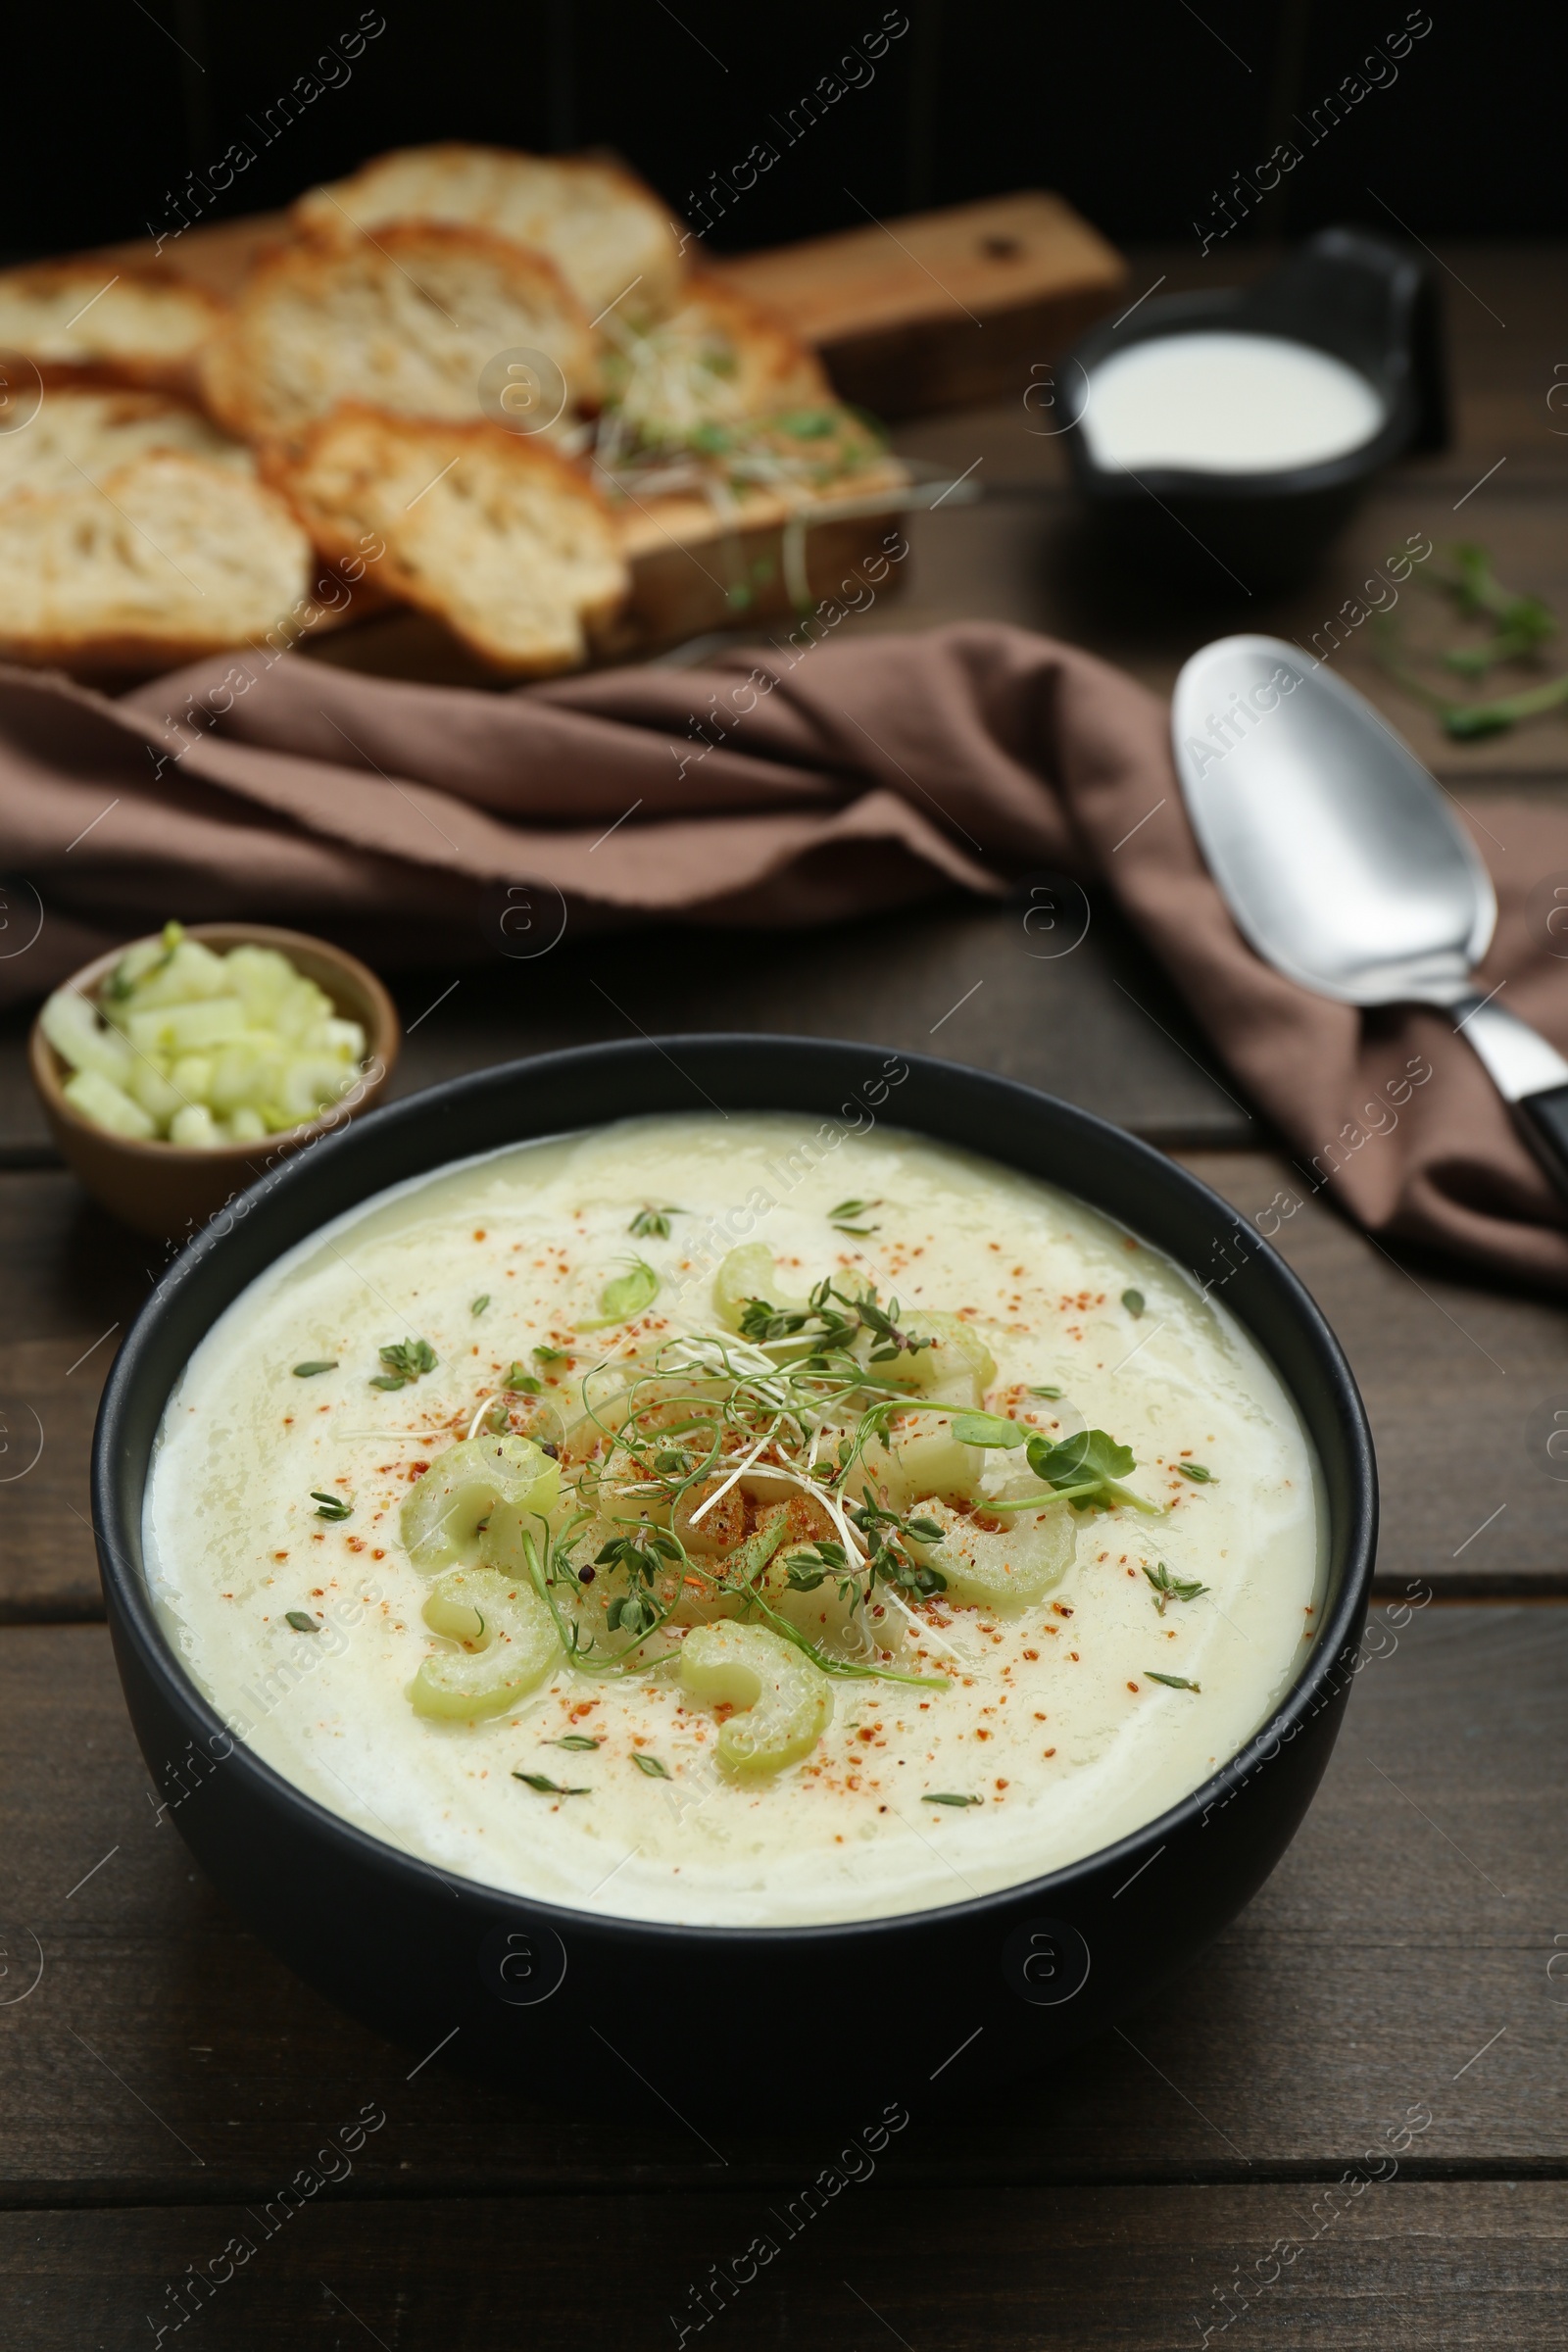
[[311, 1491, 352, 1521], [292, 1359, 338, 1378]]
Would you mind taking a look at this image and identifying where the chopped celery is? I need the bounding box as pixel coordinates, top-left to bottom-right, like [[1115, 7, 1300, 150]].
[[43, 929, 369, 1148], [410, 1567, 562, 1719], [169, 1103, 223, 1150], [124, 996, 248, 1054], [40, 991, 134, 1086], [679, 1621, 833, 1772], [62, 1068, 156, 1140]]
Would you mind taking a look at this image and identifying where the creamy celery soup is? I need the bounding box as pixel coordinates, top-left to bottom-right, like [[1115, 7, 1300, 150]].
[[144, 1113, 1324, 1929]]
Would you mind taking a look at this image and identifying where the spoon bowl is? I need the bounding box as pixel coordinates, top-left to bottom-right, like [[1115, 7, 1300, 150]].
[[1173, 635, 1568, 1186], [1173, 636, 1494, 1006]]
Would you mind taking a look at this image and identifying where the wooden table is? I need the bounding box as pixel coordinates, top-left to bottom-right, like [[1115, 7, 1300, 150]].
[[6, 242, 1568, 2345]]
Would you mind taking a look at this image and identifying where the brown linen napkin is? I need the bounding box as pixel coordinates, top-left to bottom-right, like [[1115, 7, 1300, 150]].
[[3, 621, 1567, 1287]]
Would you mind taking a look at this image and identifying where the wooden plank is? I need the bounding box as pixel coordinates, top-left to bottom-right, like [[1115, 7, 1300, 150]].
[[0, 1174, 155, 1622], [379, 896, 1246, 1143], [712, 191, 1127, 416], [89, 212, 287, 299], [1179, 1152, 1568, 1596], [2, 1605, 1563, 2203], [878, 426, 1568, 788], [7, 2181, 1568, 2350]]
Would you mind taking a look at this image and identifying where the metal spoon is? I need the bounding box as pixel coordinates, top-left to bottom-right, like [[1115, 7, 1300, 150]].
[[1171, 633, 1568, 1191]]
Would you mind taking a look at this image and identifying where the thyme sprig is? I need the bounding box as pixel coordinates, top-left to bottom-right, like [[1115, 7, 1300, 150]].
[[1144, 1560, 1207, 1614], [736, 1276, 934, 1367], [629, 1205, 683, 1240], [372, 1337, 436, 1391]]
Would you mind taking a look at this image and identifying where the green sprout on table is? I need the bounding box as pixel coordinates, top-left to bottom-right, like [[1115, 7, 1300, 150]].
[[1373, 543, 1568, 738]]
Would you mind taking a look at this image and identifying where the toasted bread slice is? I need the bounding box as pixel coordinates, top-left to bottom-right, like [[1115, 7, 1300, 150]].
[[0, 453, 315, 670], [267, 407, 628, 674], [292, 142, 684, 320], [197, 225, 599, 445], [597, 275, 833, 462], [0, 385, 252, 509], [0, 263, 225, 392]]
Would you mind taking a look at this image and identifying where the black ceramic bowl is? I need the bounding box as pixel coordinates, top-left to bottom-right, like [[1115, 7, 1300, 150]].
[[92, 1039, 1376, 2101], [1061, 225, 1448, 593]]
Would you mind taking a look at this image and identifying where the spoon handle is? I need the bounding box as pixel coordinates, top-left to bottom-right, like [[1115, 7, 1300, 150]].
[[1457, 998, 1568, 1199]]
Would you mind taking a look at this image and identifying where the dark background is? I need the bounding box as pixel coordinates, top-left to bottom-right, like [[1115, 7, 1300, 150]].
[[4, 0, 1553, 265]]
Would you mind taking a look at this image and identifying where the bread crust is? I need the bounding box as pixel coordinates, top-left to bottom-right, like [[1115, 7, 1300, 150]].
[[291, 140, 685, 318], [197, 223, 600, 445], [264, 404, 628, 674], [0, 262, 226, 395], [0, 453, 315, 672]]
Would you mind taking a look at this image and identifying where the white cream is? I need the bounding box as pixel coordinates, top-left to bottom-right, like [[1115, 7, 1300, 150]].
[[144, 1115, 1325, 1928], [1084, 330, 1384, 474]]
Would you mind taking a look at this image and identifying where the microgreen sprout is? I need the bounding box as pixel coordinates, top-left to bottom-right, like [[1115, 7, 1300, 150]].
[[578, 1258, 660, 1330]]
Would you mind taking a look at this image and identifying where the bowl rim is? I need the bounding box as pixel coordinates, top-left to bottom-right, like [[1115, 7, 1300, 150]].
[[27, 919, 402, 1168], [91, 1035, 1378, 1946]]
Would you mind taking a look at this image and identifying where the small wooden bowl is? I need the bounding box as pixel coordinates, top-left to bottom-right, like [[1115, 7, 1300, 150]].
[[27, 923, 401, 1240]]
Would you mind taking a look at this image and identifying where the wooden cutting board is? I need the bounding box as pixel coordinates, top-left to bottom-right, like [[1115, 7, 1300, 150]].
[[712, 191, 1127, 416], [92, 188, 1126, 420]]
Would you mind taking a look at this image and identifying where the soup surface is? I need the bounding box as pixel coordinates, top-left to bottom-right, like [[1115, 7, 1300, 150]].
[[145, 1112, 1324, 1927]]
